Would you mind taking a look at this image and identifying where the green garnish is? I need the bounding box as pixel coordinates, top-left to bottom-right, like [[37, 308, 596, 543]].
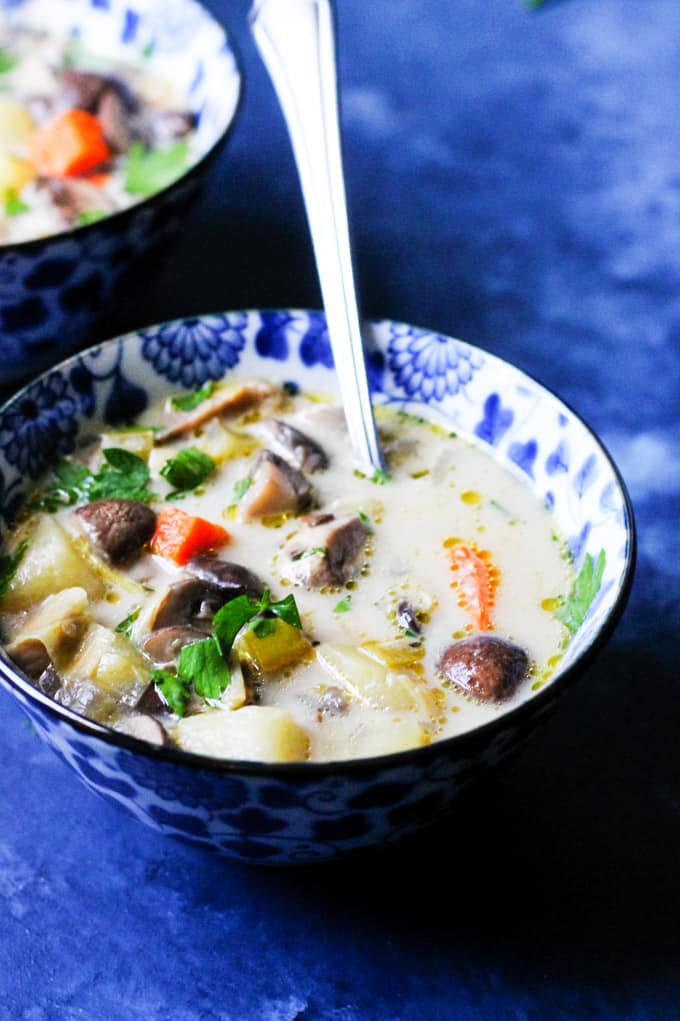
[[33, 449, 155, 511], [4, 189, 28, 216], [124, 140, 190, 197], [151, 668, 191, 717], [0, 540, 28, 600], [333, 595, 352, 613], [371, 468, 391, 485], [0, 50, 17, 74], [76, 209, 107, 227], [358, 511, 373, 533], [115, 605, 141, 637], [160, 447, 215, 499], [232, 477, 252, 503], [170, 381, 215, 412], [291, 546, 327, 562], [556, 549, 606, 634], [175, 589, 303, 699], [141, 40, 155, 59]]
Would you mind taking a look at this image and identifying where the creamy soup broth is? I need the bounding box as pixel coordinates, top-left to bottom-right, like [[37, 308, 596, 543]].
[[0, 379, 574, 762]]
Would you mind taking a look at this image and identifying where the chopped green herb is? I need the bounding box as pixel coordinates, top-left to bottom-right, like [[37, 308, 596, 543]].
[[88, 448, 155, 503], [333, 595, 352, 613], [160, 447, 215, 499], [291, 546, 327, 562], [556, 549, 606, 634], [232, 476, 252, 502], [358, 510, 373, 533], [151, 668, 191, 717], [0, 540, 28, 601], [178, 636, 230, 700], [115, 605, 141, 637], [76, 208, 107, 227], [141, 40, 155, 59], [0, 50, 17, 74], [4, 189, 28, 216], [371, 468, 391, 485], [124, 139, 190, 197], [30, 458, 92, 512], [170, 381, 215, 412], [251, 616, 277, 638]]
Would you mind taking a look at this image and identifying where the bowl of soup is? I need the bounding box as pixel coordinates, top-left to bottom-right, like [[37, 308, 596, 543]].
[[0, 0, 241, 384], [0, 310, 635, 863]]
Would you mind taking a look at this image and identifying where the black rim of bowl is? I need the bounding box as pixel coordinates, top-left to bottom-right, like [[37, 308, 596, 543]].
[[0, 1, 244, 255], [0, 313, 638, 778]]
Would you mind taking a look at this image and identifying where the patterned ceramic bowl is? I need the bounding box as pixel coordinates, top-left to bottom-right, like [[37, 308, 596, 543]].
[[0, 310, 636, 864], [0, 0, 241, 385]]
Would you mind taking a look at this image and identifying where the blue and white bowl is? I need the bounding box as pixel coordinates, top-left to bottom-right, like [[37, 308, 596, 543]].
[[0, 0, 241, 385], [0, 311, 636, 864]]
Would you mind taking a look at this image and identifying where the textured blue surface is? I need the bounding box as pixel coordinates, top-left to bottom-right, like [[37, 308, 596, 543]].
[[1, 0, 679, 1017]]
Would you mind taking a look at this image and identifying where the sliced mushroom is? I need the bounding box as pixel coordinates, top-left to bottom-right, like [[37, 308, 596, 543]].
[[115, 714, 168, 745], [97, 87, 133, 152], [185, 556, 265, 601], [135, 681, 170, 715], [265, 420, 329, 472], [61, 69, 109, 111], [76, 499, 156, 565], [397, 600, 421, 636], [7, 587, 89, 680], [438, 634, 529, 702], [40, 178, 115, 222], [281, 513, 367, 588], [238, 450, 313, 522], [141, 624, 206, 667], [150, 578, 225, 631], [155, 381, 276, 445]]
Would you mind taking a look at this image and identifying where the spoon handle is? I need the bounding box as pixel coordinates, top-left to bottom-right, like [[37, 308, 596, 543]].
[[250, 0, 385, 474]]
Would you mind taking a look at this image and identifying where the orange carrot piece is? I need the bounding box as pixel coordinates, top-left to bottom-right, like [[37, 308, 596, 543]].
[[151, 507, 231, 565], [448, 542, 500, 631], [29, 109, 111, 178], [86, 172, 111, 188]]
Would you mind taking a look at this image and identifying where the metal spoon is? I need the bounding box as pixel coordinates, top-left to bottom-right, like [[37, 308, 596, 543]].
[[250, 0, 385, 475]]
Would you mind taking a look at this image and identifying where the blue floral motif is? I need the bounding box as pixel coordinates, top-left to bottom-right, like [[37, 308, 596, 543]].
[[255, 312, 294, 361], [569, 522, 592, 563], [508, 439, 538, 478], [140, 314, 247, 386], [299, 314, 332, 368], [474, 392, 514, 446], [573, 454, 598, 498], [387, 324, 483, 401], [0, 371, 78, 478], [546, 440, 569, 475]]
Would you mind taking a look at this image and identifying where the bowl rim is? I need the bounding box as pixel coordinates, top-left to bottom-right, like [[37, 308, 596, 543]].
[[0, 0, 243, 255], [0, 309, 637, 776]]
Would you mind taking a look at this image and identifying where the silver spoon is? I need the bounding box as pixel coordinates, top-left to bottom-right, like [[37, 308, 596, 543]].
[[250, 0, 386, 475]]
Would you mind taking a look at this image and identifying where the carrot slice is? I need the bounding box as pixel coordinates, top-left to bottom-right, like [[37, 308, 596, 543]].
[[29, 109, 111, 178], [447, 542, 500, 631], [151, 507, 231, 565]]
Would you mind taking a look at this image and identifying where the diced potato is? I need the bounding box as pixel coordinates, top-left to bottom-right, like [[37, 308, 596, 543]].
[[174, 705, 309, 762], [351, 716, 429, 758], [219, 654, 247, 710], [7, 587, 90, 671], [1, 515, 104, 612], [316, 643, 432, 714], [362, 639, 425, 671], [99, 429, 156, 462], [194, 419, 259, 464], [0, 152, 35, 198], [65, 622, 150, 699], [0, 97, 35, 152], [235, 619, 313, 674]]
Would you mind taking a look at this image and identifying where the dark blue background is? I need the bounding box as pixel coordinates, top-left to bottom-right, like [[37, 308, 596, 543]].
[[2, 1, 679, 1018]]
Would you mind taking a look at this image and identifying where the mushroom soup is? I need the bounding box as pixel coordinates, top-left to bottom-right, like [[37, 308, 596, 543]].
[[0, 26, 198, 243], [0, 378, 601, 762]]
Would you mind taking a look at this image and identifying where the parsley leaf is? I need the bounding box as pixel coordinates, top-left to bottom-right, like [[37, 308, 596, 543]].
[[88, 448, 155, 503], [556, 549, 606, 634], [0, 50, 17, 74], [0, 540, 28, 600], [178, 636, 230, 700], [232, 477, 252, 502], [160, 447, 215, 499], [76, 208, 107, 227], [125, 140, 190, 197], [115, 605, 141, 637], [371, 468, 391, 485], [333, 595, 352, 613], [151, 668, 191, 717], [4, 189, 28, 216], [213, 589, 302, 652], [31, 458, 92, 511], [170, 381, 215, 412]]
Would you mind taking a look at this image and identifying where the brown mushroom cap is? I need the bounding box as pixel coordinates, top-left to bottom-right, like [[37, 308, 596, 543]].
[[438, 634, 530, 702], [76, 499, 156, 565]]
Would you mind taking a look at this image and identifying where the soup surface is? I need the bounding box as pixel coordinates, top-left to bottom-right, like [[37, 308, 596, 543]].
[[0, 27, 197, 243], [0, 378, 587, 762]]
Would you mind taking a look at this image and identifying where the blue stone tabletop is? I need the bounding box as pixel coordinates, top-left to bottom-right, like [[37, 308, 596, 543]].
[[1, 1, 678, 1018]]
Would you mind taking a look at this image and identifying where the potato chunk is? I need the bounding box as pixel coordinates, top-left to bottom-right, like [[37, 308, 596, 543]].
[[316, 643, 432, 714], [1, 515, 104, 612], [174, 706, 309, 762], [64, 623, 150, 699]]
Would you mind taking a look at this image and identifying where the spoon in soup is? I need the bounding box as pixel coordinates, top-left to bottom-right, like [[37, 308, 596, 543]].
[[250, 0, 386, 475]]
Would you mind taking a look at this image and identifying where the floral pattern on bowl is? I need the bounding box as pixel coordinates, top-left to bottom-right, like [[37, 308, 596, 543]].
[[0, 311, 636, 863]]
